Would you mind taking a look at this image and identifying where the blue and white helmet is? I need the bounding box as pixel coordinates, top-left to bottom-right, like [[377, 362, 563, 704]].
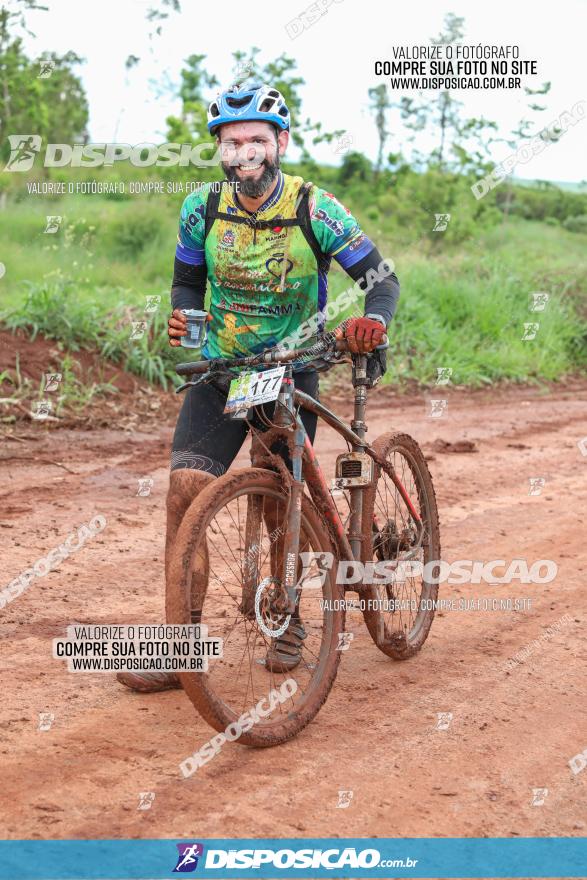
[[207, 83, 290, 135]]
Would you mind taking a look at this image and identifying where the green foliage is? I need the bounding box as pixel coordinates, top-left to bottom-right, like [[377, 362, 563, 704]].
[[0, 279, 181, 388], [497, 183, 587, 223], [105, 204, 163, 257], [0, 31, 88, 167], [562, 214, 587, 234], [330, 219, 587, 387], [338, 152, 372, 185]]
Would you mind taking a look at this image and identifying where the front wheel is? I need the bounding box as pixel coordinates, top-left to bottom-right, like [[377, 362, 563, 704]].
[[166, 468, 344, 747], [361, 432, 440, 659]]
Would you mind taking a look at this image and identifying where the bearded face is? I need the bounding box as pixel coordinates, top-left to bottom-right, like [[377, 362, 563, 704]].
[[218, 122, 284, 199]]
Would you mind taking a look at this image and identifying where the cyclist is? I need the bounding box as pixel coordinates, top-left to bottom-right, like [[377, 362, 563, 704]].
[[118, 82, 400, 692]]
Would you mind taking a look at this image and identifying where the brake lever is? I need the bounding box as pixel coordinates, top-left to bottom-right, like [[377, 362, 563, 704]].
[[175, 376, 208, 394]]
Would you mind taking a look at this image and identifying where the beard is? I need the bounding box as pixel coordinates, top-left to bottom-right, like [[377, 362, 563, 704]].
[[222, 152, 280, 199]]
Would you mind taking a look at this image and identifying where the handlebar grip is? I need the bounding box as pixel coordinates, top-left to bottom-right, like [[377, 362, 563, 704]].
[[176, 359, 211, 376], [334, 333, 389, 352]]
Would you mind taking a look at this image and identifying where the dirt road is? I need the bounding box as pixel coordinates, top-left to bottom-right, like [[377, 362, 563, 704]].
[[1, 380, 586, 840]]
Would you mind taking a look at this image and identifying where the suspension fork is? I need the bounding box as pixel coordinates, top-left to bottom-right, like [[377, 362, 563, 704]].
[[273, 366, 306, 614]]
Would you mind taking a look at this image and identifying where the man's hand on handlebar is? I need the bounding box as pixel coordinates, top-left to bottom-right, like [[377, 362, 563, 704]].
[[168, 309, 187, 347], [336, 316, 387, 354]]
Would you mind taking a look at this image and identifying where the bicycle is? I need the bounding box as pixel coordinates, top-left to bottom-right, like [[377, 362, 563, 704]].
[[166, 331, 440, 747]]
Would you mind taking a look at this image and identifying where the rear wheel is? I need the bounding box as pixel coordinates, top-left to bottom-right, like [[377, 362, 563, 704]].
[[166, 468, 344, 746], [361, 432, 440, 659]]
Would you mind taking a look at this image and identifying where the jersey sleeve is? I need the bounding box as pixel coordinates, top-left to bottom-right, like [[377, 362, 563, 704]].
[[309, 187, 375, 270], [175, 186, 210, 267]]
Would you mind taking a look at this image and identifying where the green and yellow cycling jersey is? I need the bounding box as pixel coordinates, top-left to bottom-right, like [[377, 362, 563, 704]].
[[175, 171, 375, 360]]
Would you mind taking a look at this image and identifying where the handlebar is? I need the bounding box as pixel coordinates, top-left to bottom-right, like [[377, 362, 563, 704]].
[[175, 333, 388, 377]]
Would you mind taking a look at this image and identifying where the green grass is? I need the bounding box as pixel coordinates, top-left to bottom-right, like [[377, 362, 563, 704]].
[[334, 219, 587, 385], [0, 188, 586, 389], [0, 196, 178, 308], [0, 280, 182, 389]]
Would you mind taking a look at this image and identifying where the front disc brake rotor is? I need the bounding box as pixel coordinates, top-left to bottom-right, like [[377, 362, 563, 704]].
[[254, 576, 291, 639]]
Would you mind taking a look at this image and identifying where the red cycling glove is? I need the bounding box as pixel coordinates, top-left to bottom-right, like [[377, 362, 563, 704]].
[[343, 316, 386, 353]]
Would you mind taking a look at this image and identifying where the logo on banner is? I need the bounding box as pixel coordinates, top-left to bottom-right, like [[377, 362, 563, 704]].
[[173, 843, 204, 872]]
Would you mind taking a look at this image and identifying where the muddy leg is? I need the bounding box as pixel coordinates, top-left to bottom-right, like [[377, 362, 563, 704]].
[[166, 469, 215, 621], [117, 469, 214, 693]]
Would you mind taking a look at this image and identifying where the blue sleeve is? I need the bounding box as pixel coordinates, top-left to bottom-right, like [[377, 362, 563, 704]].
[[309, 187, 375, 269], [175, 188, 208, 267]]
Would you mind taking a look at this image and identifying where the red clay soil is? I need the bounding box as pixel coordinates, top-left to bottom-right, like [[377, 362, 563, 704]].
[[0, 368, 585, 841], [0, 328, 144, 394]]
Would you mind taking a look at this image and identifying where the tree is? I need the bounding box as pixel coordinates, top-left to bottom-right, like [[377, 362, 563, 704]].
[[368, 84, 390, 176], [0, 29, 88, 166], [398, 13, 466, 169], [498, 81, 553, 219], [0, 0, 46, 130], [338, 151, 372, 185], [396, 13, 498, 174], [167, 49, 343, 161], [165, 53, 218, 145]]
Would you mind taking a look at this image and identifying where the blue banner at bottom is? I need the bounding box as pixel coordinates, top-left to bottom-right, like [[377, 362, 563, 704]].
[[0, 837, 585, 879]]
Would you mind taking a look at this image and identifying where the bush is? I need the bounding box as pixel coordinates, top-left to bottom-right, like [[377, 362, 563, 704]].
[[0, 280, 180, 389], [106, 206, 163, 257], [563, 214, 587, 234]]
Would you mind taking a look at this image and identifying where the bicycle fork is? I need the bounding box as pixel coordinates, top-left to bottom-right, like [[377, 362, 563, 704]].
[[273, 367, 306, 615]]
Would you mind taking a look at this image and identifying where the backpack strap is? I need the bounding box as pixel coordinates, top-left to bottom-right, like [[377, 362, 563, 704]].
[[296, 181, 331, 273], [204, 178, 329, 275], [204, 184, 222, 241]]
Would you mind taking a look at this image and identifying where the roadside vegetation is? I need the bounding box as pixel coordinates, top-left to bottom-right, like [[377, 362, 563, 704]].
[[1, 8, 586, 401]]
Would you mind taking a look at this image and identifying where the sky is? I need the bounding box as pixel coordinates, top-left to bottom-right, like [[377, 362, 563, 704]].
[[21, 0, 587, 182]]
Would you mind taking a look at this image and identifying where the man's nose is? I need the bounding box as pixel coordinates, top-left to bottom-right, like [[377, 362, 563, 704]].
[[238, 143, 265, 164]]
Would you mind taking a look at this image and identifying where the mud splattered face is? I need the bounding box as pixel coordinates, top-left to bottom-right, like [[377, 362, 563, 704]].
[[218, 121, 287, 198]]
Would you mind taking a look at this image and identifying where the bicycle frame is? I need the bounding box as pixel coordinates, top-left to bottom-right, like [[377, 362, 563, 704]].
[[176, 341, 423, 614], [249, 357, 424, 614]]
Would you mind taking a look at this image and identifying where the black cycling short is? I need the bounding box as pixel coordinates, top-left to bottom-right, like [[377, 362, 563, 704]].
[[171, 371, 319, 476]]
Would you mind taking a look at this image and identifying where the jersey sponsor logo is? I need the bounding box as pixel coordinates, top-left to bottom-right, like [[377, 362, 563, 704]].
[[218, 298, 302, 317], [312, 207, 345, 236], [219, 229, 236, 248], [267, 228, 288, 243], [185, 204, 205, 229], [217, 313, 262, 351], [348, 233, 368, 251], [266, 253, 294, 278], [230, 301, 302, 317]]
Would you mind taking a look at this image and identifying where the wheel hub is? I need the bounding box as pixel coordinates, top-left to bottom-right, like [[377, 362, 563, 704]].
[[254, 576, 291, 638]]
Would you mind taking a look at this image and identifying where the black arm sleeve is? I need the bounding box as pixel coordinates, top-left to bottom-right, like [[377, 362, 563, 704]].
[[170, 257, 208, 312], [343, 246, 400, 326]]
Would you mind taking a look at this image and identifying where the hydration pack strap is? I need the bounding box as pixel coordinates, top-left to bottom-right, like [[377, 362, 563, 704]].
[[203, 179, 324, 264]]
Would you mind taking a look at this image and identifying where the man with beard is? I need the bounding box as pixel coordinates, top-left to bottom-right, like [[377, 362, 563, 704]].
[[117, 82, 399, 692]]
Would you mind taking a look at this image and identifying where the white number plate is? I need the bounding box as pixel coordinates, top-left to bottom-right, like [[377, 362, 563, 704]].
[[224, 366, 286, 414]]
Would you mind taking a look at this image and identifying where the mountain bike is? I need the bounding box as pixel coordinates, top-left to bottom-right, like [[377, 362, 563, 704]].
[[166, 331, 440, 747]]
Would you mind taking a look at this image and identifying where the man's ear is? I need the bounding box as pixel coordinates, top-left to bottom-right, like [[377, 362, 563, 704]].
[[277, 130, 289, 157]]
